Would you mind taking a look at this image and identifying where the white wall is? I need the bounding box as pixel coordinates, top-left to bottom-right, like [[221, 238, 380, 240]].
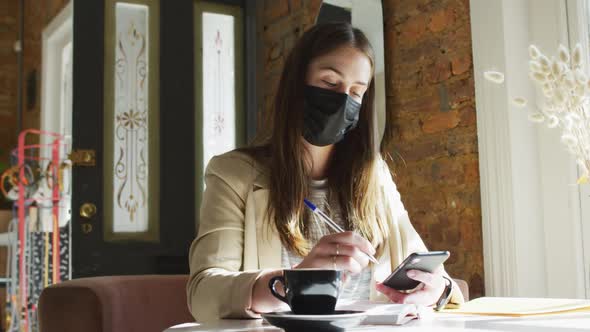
[[350, 0, 386, 145], [322, 0, 386, 145]]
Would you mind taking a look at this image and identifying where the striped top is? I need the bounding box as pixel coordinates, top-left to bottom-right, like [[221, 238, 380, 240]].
[[280, 178, 371, 301]]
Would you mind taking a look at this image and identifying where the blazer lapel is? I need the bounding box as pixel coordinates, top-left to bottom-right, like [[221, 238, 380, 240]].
[[251, 173, 282, 269]]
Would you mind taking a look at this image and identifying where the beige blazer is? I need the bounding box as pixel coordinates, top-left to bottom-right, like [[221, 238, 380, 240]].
[[187, 150, 464, 322]]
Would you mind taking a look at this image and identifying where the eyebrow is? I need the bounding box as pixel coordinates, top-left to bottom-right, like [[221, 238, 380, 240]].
[[320, 66, 368, 86]]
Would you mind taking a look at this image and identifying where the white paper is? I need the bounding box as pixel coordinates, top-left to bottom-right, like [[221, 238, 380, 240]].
[[336, 300, 427, 325]]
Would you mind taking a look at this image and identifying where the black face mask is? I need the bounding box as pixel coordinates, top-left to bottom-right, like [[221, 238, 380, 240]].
[[302, 85, 361, 147]]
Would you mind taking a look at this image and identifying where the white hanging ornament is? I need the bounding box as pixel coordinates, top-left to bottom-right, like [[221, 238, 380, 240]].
[[483, 71, 505, 84]]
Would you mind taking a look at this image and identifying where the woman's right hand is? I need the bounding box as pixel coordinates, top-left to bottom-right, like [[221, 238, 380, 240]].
[[295, 231, 376, 273]]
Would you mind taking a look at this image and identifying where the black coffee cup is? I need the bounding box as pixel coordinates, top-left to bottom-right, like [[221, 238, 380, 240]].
[[269, 269, 343, 315]]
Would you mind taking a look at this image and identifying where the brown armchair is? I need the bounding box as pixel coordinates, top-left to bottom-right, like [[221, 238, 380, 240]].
[[38, 275, 469, 332], [38, 275, 193, 332]]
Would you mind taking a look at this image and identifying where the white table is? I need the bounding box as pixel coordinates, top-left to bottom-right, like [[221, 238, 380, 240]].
[[165, 312, 590, 331]]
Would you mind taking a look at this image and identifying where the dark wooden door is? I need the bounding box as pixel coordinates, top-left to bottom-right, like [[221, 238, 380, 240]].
[[71, 0, 256, 277]]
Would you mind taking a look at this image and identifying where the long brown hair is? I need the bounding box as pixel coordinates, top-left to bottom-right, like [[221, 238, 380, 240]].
[[248, 22, 388, 256]]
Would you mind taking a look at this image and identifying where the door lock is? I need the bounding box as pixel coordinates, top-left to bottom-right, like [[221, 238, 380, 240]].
[[81, 223, 93, 234], [69, 149, 96, 166]]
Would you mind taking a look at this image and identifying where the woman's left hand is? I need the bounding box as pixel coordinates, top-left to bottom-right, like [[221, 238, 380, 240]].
[[375, 269, 446, 306]]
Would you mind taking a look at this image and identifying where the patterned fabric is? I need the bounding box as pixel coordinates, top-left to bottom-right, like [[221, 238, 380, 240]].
[[280, 179, 371, 301], [28, 226, 71, 304]]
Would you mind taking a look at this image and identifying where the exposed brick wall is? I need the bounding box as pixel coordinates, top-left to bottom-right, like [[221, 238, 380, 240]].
[[0, 0, 19, 190], [382, 0, 484, 298], [259, 0, 322, 129]]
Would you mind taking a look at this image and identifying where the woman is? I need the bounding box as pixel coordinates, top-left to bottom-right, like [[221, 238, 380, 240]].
[[187, 22, 464, 322]]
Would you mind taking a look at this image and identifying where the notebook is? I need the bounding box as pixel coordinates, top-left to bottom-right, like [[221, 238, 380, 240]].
[[336, 300, 429, 325], [441, 297, 590, 317]]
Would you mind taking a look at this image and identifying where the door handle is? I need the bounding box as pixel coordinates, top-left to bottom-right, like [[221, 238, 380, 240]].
[[80, 203, 97, 219]]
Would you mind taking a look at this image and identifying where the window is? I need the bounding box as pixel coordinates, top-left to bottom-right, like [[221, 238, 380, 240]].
[[194, 0, 246, 227], [571, 0, 590, 298], [103, 0, 160, 241], [471, 0, 590, 299], [200, 11, 240, 172]]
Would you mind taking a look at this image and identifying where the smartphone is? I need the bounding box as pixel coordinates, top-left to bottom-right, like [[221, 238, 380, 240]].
[[381, 251, 450, 291]]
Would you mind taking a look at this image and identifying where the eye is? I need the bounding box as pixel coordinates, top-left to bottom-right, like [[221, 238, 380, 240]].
[[352, 92, 362, 98], [322, 80, 337, 87]]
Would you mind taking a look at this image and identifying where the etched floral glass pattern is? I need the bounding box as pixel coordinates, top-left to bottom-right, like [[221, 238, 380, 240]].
[[112, 3, 150, 233], [202, 12, 236, 174]]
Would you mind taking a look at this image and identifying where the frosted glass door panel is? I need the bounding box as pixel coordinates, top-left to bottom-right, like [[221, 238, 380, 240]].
[[201, 12, 236, 172]]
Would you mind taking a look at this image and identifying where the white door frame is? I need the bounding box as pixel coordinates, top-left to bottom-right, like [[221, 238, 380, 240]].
[[40, 1, 73, 236], [41, 1, 73, 142]]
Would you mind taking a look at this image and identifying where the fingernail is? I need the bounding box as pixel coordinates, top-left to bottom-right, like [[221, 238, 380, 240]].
[[407, 271, 416, 278]]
